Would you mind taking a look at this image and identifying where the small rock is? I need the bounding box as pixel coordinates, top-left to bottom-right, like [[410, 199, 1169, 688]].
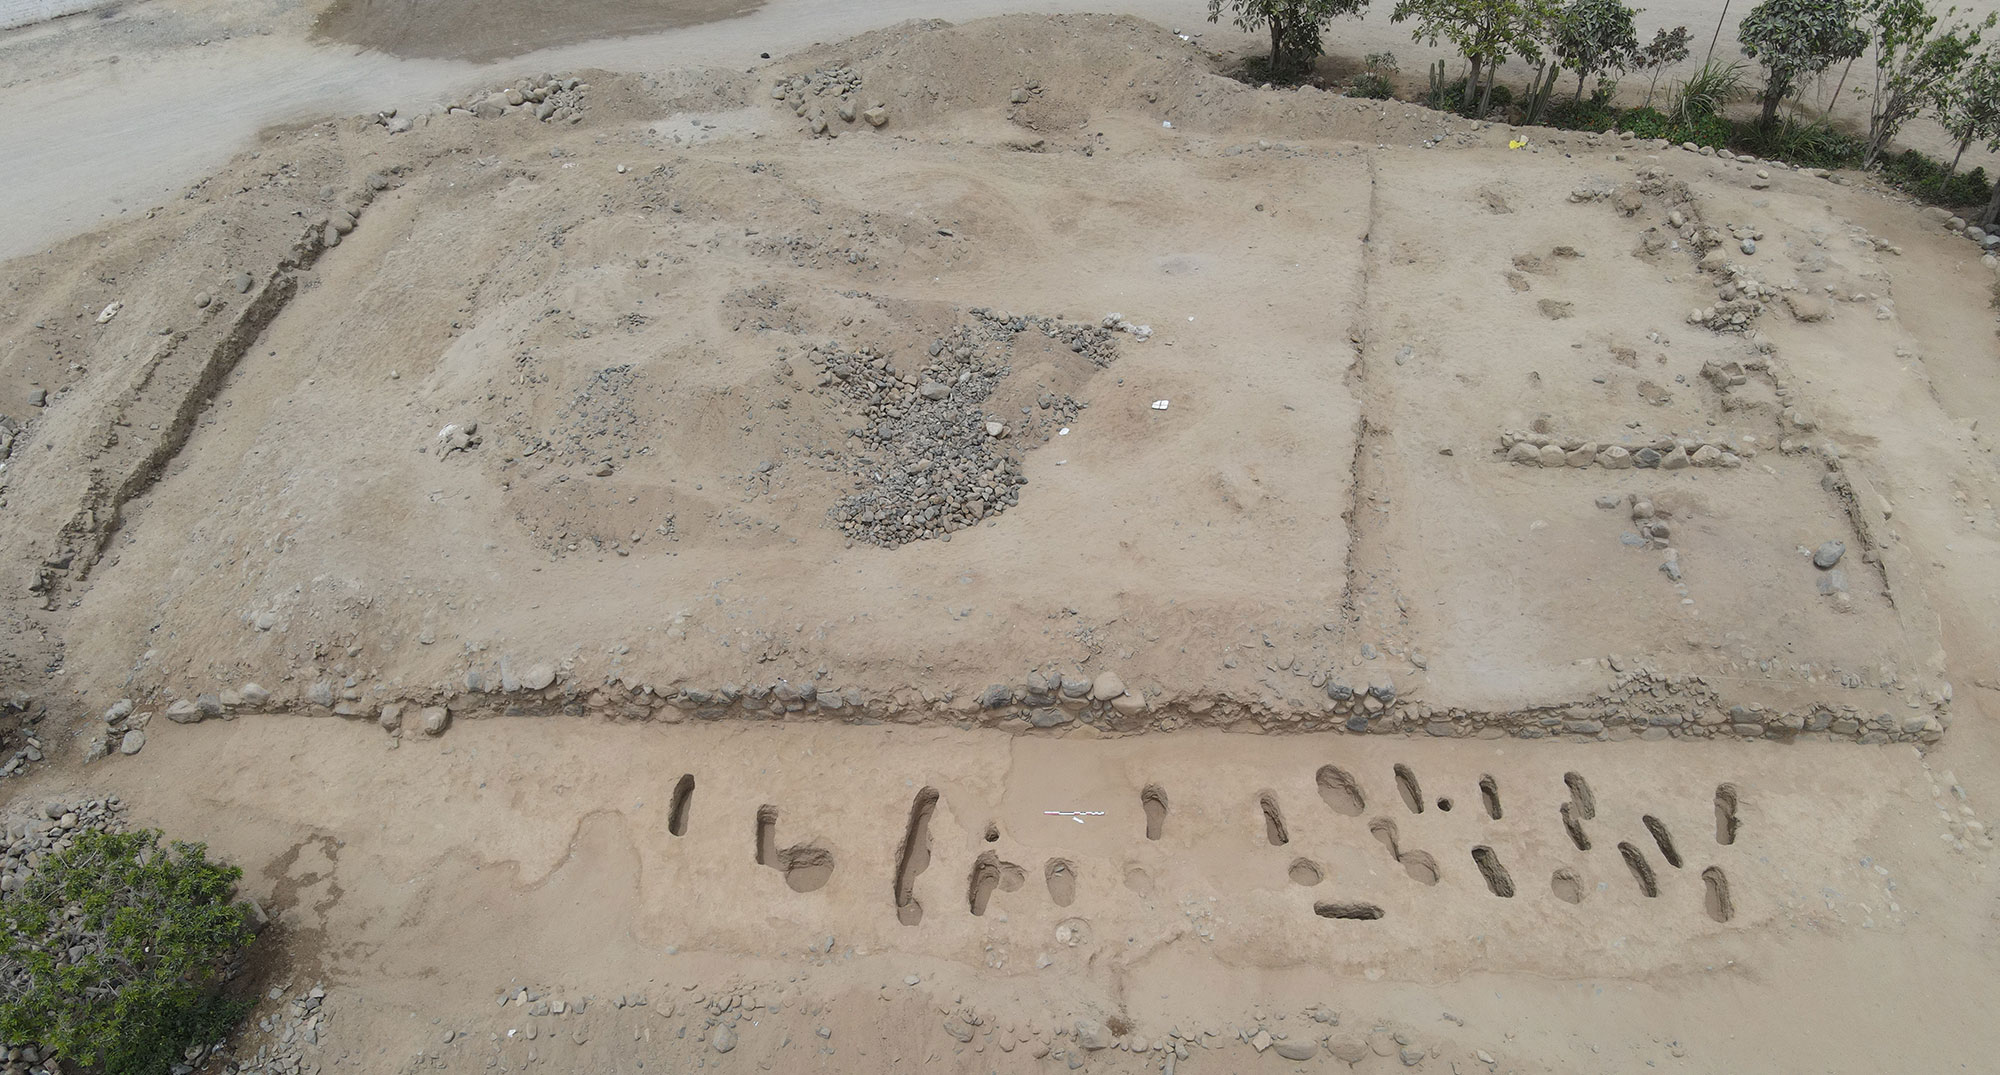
[[240, 682, 270, 706], [1074, 1019, 1114, 1050], [519, 663, 557, 690], [863, 107, 888, 127], [1740, 239, 1756, 255], [712, 1025, 737, 1053], [165, 699, 203, 724], [27, 388, 46, 407], [1250, 1029, 1273, 1052], [233, 272, 254, 293], [1274, 1040, 1318, 1061], [420, 706, 449, 735], [1816, 568, 1850, 596], [120, 729, 146, 755], [1089, 672, 1126, 701], [1813, 540, 1845, 568]]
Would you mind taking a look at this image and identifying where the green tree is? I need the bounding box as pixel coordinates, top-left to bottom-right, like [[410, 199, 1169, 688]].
[[1636, 24, 1693, 105], [1554, 0, 1642, 101], [1934, 47, 2000, 224], [0, 830, 256, 1075], [1393, 0, 1551, 115], [1936, 46, 2000, 173], [1859, 0, 1993, 166], [1739, 0, 1870, 128], [1208, 0, 1373, 78]]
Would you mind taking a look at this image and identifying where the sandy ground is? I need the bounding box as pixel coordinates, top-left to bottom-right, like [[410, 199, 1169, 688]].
[[2, 0, 1996, 261], [65, 717, 1998, 1073], [2, 6, 2000, 1075]]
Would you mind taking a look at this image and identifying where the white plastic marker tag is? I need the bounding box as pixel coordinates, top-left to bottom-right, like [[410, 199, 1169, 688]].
[[1151, 400, 1169, 410], [1044, 810, 1106, 825]]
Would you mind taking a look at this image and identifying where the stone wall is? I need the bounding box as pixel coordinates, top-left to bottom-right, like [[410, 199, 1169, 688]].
[[83, 665, 1949, 764]]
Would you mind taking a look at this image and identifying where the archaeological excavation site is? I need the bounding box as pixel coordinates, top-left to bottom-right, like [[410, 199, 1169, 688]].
[[2, 2, 2000, 1073]]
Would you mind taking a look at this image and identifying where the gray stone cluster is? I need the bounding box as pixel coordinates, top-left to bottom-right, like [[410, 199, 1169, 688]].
[[448, 75, 588, 125], [1499, 430, 1746, 470], [233, 984, 332, 1075], [1925, 205, 2000, 252], [0, 695, 43, 779], [771, 67, 887, 135], [821, 309, 1117, 547]]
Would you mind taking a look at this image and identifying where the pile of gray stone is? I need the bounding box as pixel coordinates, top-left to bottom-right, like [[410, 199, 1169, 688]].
[[0, 695, 42, 779], [233, 984, 332, 1075], [823, 310, 1117, 547], [448, 75, 589, 125], [1499, 430, 1746, 470], [771, 67, 888, 135]]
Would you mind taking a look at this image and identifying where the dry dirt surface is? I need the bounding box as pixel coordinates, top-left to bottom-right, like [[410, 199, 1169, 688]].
[[3, 11, 2000, 1075]]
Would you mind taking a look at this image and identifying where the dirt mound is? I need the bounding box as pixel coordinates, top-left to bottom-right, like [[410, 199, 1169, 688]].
[[764, 14, 1438, 147]]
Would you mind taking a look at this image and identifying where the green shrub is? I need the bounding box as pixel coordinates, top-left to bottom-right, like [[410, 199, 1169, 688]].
[[1668, 114, 1733, 148], [1426, 80, 1466, 112], [1735, 117, 1864, 168], [1880, 150, 1994, 206], [1350, 52, 1400, 98], [0, 830, 255, 1075], [1620, 105, 1672, 138], [1546, 97, 1619, 131], [1352, 73, 1397, 98]]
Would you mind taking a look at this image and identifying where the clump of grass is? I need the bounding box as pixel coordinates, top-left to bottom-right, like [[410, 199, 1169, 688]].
[[1351, 51, 1398, 99], [1672, 59, 1747, 126]]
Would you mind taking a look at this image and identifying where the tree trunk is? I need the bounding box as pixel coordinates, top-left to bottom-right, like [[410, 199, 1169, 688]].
[[1824, 55, 1856, 121], [1479, 62, 1497, 115], [1271, 22, 1284, 76], [1464, 55, 1481, 115], [1949, 135, 1972, 176], [1644, 67, 1662, 108], [1576, 67, 1589, 103], [1760, 86, 1782, 129], [1863, 90, 1907, 169], [1981, 176, 2000, 230]]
